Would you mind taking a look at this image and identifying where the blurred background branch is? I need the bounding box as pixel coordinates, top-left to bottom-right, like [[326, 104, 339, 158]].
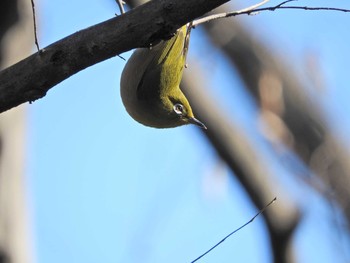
[[201, 4, 350, 226], [0, 0, 33, 263]]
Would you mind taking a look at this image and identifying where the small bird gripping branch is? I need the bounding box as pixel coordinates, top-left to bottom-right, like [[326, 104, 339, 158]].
[[120, 24, 206, 129]]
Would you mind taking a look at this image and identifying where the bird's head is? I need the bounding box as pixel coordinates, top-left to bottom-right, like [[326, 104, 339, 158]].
[[122, 86, 206, 129], [156, 89, 207, 129]]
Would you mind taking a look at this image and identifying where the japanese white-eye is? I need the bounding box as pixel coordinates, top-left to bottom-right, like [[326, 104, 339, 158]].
[[120, 24, 206, 129]]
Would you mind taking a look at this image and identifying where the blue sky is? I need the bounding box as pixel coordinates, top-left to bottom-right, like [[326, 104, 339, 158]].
[[27, 0, 350, 262]]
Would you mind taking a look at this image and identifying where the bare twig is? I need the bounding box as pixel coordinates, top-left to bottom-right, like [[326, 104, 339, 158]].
[[108, 9, 127, 64], [191, 197, 277, 263], [268, 5, 350, 12], [30, 0, 40, 51], [115, 0, 126, 14], [193, 0, 270, 26], [193, 0, 350, 26], [235, 0, 271, 13]]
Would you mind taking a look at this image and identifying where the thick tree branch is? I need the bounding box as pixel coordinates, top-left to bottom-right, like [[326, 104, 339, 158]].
[[0, 0, 230, 113]]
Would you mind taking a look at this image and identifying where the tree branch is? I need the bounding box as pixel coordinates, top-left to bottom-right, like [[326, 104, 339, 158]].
[[30, 0, 40, 51], [0, 0, 230, 113], [193, 0, 350, 26]]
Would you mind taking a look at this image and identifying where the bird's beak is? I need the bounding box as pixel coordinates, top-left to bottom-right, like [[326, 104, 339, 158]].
[[188, 117, 207, 129]]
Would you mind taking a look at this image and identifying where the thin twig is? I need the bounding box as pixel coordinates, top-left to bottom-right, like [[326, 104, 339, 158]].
[[115, 0, 125, 14], [30, 0, 40, 51], [191, 197, 277, 263], [268, 5, 350, 12], [193, 0, 271, 27], [192, 0, 350, 26], [236, 0, 271, 13]]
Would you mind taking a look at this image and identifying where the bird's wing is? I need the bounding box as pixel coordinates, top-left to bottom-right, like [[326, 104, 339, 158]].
[[136, 26, 188, 101]]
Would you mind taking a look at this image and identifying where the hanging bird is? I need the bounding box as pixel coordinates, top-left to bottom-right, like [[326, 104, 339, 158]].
[[120, 24, 206, 129]]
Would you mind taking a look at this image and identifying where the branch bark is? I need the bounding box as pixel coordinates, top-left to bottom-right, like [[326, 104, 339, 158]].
[[0, 0, 230, 113]]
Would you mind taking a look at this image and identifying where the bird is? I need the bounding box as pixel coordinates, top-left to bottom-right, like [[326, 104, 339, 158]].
[[120, 24, 206, 129]]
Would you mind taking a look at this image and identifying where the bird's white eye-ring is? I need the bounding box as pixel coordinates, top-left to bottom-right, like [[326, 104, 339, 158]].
[[173, 103, 184, 115]]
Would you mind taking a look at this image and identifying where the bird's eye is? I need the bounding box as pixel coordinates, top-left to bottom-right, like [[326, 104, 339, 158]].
[[173, 103, 184, 115]]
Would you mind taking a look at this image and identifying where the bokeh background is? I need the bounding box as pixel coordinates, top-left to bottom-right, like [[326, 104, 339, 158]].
[[1, 0, 350, 262]]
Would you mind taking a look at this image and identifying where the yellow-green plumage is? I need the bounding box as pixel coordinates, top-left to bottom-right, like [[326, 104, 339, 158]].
[[120, 25, 206, 129]]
